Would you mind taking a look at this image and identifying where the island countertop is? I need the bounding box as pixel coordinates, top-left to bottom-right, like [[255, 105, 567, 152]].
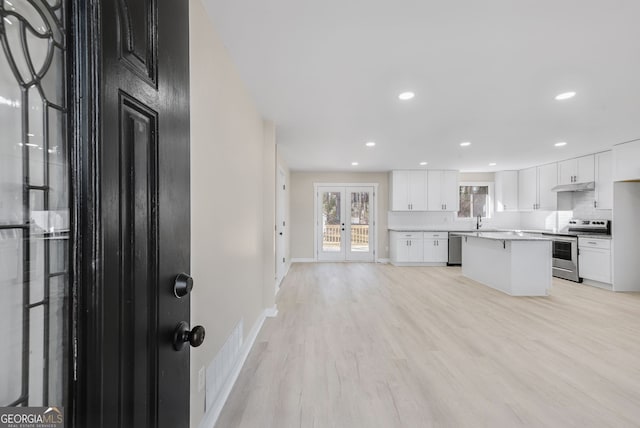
[[452, 231, 552, 241]]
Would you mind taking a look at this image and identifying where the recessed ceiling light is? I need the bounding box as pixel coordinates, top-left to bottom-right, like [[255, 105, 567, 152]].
[[555, 91, 576, 101], [351, 161, 359, 166], [489, 162, 497, 166], [365, 141, 376, 147], [419, 161, 428, 166], [398, 91, 415, 101], [555, 142, 567, 147], [460, 142, 471, 147]]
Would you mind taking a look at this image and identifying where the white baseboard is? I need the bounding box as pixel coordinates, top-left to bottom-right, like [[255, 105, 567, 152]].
[[265, 305, 278, 318], [376, 258, 390, 264], [291, 257, 315, 263], [198, 309, 269, 428]]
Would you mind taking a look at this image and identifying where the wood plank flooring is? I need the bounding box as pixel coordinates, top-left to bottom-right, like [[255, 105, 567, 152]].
[[214, 263, 640, 428]]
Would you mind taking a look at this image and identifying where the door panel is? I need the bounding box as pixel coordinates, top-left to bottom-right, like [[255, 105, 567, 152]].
[[75, 0, 192, 427], [318, 187, 344, 261], [346, 187, 374, 261]]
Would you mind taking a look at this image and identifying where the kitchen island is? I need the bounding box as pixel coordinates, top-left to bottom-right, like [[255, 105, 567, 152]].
[[453, 232, 552, 296]]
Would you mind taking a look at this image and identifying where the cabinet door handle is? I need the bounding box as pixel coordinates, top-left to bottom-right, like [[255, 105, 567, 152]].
[[594, 201, 597, 208]]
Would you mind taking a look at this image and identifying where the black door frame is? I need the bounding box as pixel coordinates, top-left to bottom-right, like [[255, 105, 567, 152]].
[[68, 0, 103, 426]]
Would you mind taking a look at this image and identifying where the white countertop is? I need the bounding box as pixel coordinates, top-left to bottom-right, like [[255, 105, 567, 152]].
[[452, 231, 552, 241]]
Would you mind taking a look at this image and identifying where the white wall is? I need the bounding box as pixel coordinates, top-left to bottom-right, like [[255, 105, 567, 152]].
[[189, 1, 276, 425]]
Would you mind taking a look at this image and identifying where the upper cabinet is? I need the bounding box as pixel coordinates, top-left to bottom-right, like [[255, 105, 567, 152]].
[[557, 154, 595, 185], [595, 151, 613, 210], [390, 170, 427, 211], [518, 167, 537, 211], [613, 140, 640, 181], [538, 163, 558, 210], [518, 164, 558, 211], [427, 170, 459, 212], [495, 171, 518, 212], [389, 170, 459, 212]]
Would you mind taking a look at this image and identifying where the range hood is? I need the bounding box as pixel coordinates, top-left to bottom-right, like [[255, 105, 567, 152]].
[[551, 181, 595, 192]]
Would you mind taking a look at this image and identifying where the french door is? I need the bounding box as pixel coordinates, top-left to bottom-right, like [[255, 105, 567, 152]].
[[316, 185, 376, 262]]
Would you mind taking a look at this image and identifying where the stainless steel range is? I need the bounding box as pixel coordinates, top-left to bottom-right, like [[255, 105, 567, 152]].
[[543, 219, 611, 282]]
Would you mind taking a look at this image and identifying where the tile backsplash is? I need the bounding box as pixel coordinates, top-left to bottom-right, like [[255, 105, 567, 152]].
[[572, 190, 612, 220], [388, 191, 611, 232]]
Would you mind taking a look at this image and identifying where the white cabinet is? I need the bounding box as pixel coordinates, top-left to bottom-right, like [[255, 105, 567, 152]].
[[423, 232, 448, 263], [427, 170, 459, 211], [518, 167, 538, 211], [518, 164, 557, 211], [578, 237, 611, 284], [558, 155, 594, 185], [613, 139, 640, 182], [389, 231, 448, 265], [595, 151, 613, 210], [390, 170, 427, 211], [390, 232, 423, 263], [538, 163, 558, 210], [495, 171, 518, 211]]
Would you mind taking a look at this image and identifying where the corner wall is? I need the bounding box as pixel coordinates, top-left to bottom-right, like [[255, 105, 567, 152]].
[[189, 1, 275, 425]]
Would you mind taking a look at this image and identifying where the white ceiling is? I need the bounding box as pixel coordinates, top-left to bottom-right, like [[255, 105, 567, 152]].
[[202, 0, 640, 172]]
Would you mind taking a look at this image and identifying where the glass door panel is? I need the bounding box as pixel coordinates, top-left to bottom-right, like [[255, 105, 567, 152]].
[[318, 188, 344, 260], [346, 187, 374, 261], [349, 191, 369, 253], [1, 0, 69, 410]]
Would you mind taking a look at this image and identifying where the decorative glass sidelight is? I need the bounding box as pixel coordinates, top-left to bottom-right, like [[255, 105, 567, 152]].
[[0, 0, 68, 409]]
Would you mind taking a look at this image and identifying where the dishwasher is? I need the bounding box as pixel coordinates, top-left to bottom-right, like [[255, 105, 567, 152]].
[[447, 233, 462, 265]]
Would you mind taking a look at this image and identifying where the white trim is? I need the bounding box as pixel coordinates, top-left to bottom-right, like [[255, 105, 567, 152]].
[[376, 258, 391, 264], [291, 257, 315, 263], [265, 305, 279, 318], [198, 309, 269, 428]]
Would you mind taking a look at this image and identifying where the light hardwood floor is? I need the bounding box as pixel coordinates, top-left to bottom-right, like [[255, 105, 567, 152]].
[[214, 263, 640, 428]]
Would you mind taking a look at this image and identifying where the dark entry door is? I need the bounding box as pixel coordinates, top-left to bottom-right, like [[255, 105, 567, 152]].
[[74, 1, 193, 427]]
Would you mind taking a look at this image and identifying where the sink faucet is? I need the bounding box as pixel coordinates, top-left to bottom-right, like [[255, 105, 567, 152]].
[[476, 214, 483, 230]]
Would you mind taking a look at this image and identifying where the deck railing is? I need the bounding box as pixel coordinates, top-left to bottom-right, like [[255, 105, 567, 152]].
[[322, 224, 369, 247]]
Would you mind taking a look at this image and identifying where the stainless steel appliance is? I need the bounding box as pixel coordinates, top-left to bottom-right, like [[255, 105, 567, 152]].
[[543, 219, 611, 282], [448, 233, 462, 265]]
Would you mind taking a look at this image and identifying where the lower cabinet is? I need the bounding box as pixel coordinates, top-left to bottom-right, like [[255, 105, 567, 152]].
[[578, 237, 611, 284], [423, 233, 449, 263], [390, 231, 448, 265]]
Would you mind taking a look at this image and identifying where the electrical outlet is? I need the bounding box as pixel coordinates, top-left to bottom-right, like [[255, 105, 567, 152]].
[[198, 366, 205, 392]]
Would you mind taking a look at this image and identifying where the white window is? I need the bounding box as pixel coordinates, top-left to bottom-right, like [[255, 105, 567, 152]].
[[458, 182, 493, 219]]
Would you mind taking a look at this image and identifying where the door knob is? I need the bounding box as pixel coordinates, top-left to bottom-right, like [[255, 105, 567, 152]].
[[173, 321, 205, 351], [174, 273, 193, 298], [279, 232, 283, 235]]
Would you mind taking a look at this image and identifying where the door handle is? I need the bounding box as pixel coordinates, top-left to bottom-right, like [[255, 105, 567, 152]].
[[173, 321, 205, 351], [279, 232, 283, 235], [174, 273, 193, 298]]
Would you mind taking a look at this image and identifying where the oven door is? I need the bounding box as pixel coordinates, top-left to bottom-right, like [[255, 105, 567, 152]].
[[550, 237, 580, 282], [552, 240, 574, 261]]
